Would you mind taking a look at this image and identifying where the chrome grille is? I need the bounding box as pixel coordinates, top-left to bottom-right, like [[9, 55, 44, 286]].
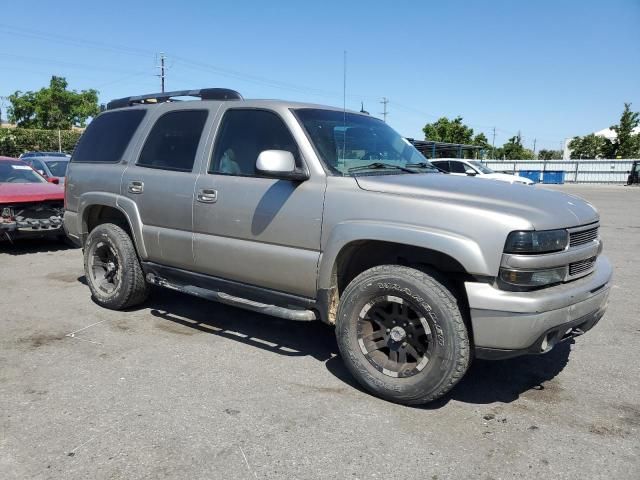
[[569, 226, 599, 247], [569, 257, 596, 276]]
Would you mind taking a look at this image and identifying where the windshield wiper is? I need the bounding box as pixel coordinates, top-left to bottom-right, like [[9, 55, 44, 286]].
[[406, 162, 447, 173], [348, 162, 418, 174]]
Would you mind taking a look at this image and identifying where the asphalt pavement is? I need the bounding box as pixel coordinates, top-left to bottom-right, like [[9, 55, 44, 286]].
[[1, 184, 638, 479]]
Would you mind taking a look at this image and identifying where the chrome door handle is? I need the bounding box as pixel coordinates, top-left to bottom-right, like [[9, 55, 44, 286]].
[[197, 189, 217, 203], [128, 181, 144, 194]]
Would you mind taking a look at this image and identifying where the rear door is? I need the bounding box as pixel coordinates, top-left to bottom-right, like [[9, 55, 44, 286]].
[[121, 106, 214, 270], [192, 108, 324, 298]]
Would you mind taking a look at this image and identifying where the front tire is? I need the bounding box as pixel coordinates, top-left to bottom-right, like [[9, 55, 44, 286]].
[[84, 223, 149, 310], [336, 265, 470, 405]]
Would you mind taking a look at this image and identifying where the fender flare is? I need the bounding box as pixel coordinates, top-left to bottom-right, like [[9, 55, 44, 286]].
[[77, 192, 147, 259], [317, 221, 492, 290]]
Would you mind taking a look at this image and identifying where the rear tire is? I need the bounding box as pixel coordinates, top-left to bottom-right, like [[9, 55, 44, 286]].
[[84, 223, 149, 310], [335, 265, 470, 405]]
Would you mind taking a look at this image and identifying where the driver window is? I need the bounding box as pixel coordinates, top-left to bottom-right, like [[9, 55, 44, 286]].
[[210, 109, 300, 176]]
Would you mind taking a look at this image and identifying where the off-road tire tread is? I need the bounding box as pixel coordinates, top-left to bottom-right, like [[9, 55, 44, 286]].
[[84, 223, 149, 310], [337, 265, 470, 405]]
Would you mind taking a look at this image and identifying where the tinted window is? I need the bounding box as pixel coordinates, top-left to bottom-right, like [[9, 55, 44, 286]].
[[210, 109, 299, 176], [432, 161, 450, 172], [449, 161, 467, 173], [138, 110, 208, 172], [72, 110, 146, 163]]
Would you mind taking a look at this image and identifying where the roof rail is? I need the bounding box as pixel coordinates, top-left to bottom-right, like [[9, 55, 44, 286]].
[[106, 88, 243, 110]]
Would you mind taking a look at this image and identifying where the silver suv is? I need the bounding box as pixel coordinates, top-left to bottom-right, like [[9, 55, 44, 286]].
[[64, 88, 612, 405]]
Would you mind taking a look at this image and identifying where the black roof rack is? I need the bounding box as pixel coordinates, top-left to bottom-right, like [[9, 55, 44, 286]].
[[106, 88, 243, 110]]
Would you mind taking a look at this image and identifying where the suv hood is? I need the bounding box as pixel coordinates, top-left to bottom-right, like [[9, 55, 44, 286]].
[[0, 182, 64, 203], [355, 174, 598, 230]]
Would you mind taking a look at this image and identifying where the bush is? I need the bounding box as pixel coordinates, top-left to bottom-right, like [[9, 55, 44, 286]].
[[0, 128, 82, 157]]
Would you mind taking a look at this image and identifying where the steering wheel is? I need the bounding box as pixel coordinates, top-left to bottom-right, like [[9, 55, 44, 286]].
[[5, 176, 23, 183]]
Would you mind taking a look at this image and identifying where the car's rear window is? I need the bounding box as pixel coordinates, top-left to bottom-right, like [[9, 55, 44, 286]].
[[72, 110, 146, 163]]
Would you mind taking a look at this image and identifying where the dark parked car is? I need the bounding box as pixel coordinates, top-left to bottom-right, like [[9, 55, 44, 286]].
[[22, 156, 70, 185]]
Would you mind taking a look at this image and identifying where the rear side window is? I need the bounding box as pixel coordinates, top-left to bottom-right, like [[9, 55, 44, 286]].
[[137, 110, 208, 172], [449, 161, 467, 173], [432, 161, 450, 172], [72, 110, 146, 163]]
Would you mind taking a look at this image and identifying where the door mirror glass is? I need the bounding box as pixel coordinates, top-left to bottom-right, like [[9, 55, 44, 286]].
[[256, 150, 307, 180]]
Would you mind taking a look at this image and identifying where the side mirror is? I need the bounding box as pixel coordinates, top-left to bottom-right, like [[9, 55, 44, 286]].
[[465, 168, 477, 176], [256, 150, 308, 181], [47, 177, 60, 185]]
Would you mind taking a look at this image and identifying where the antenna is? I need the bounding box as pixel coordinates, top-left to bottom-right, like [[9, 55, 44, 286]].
[[341, 50, 347, 163]]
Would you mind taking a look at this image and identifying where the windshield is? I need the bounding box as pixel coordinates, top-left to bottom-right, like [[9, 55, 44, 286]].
[[45, 160, 69, 177], [468, 160, 494, 174], [22, 151, 69, 158], [0, 161, 46, 183], [295, 109, 437, 175]]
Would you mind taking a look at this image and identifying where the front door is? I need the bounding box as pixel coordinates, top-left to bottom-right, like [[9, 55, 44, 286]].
[[121, 107, 211, 270], [192, 108, 324, 298]]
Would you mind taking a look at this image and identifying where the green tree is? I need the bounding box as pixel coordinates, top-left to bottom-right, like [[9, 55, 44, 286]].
[[538, 149, 563, 160], [609, 103, 640, 158], [568, 134, 609, 159], [499, 134, 535, 160], [423, 116, 475, 144], [8, 76, 99, 129]]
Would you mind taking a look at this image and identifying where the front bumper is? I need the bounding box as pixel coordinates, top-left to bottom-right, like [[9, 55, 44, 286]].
[[465, 256, 612, 359], [0, 218, 64, 240]]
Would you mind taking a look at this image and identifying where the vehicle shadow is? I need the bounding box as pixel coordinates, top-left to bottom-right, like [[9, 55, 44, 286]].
[[0, 237, 76, 255], [140, 288, 572, 407]]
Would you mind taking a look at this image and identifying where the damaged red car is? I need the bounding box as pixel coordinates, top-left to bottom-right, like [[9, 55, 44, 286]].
[[0, 156, 65, 242]]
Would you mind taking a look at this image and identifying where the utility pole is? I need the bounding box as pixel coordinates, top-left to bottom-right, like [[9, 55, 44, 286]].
[[157, 53, 166, 93], [380, 97, 389, 122], [491, 127, 496, 160], [533, 138, 537, 158]]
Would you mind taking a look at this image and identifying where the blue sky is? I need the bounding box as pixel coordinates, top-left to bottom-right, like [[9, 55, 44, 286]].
[[1, 0, 638, 150]]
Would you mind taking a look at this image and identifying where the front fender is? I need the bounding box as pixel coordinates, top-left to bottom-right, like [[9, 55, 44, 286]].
[[77, 192, 147, 259], [317, 221, 492, 290]]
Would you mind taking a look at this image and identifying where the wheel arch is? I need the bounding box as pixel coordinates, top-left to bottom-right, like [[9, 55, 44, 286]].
[[78, 193, 147, 258], [315, 223, 489, 326]]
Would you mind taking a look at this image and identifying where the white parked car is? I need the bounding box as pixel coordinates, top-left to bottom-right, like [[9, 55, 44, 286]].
[[431, 159, 534, 185]]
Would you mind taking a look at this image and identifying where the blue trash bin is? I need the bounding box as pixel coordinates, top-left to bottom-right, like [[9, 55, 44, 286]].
[[518, 170, 542, 183], [542, 171, 565, 184]]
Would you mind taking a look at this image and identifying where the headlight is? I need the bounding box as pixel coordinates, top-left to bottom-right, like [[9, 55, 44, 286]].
[[499, 266, 567, 288], [504, 229, 568, 254]]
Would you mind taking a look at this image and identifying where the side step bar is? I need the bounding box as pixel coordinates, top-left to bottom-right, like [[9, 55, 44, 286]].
[[145, 273, 317, 322]]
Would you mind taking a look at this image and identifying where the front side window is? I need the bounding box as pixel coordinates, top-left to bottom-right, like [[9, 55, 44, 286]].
[[138, 110, 208, 172], [468, 160, 493, 174], [295, 108, 437, 175], [210, 109, 300, 176], [72, 109, 146, 163]]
